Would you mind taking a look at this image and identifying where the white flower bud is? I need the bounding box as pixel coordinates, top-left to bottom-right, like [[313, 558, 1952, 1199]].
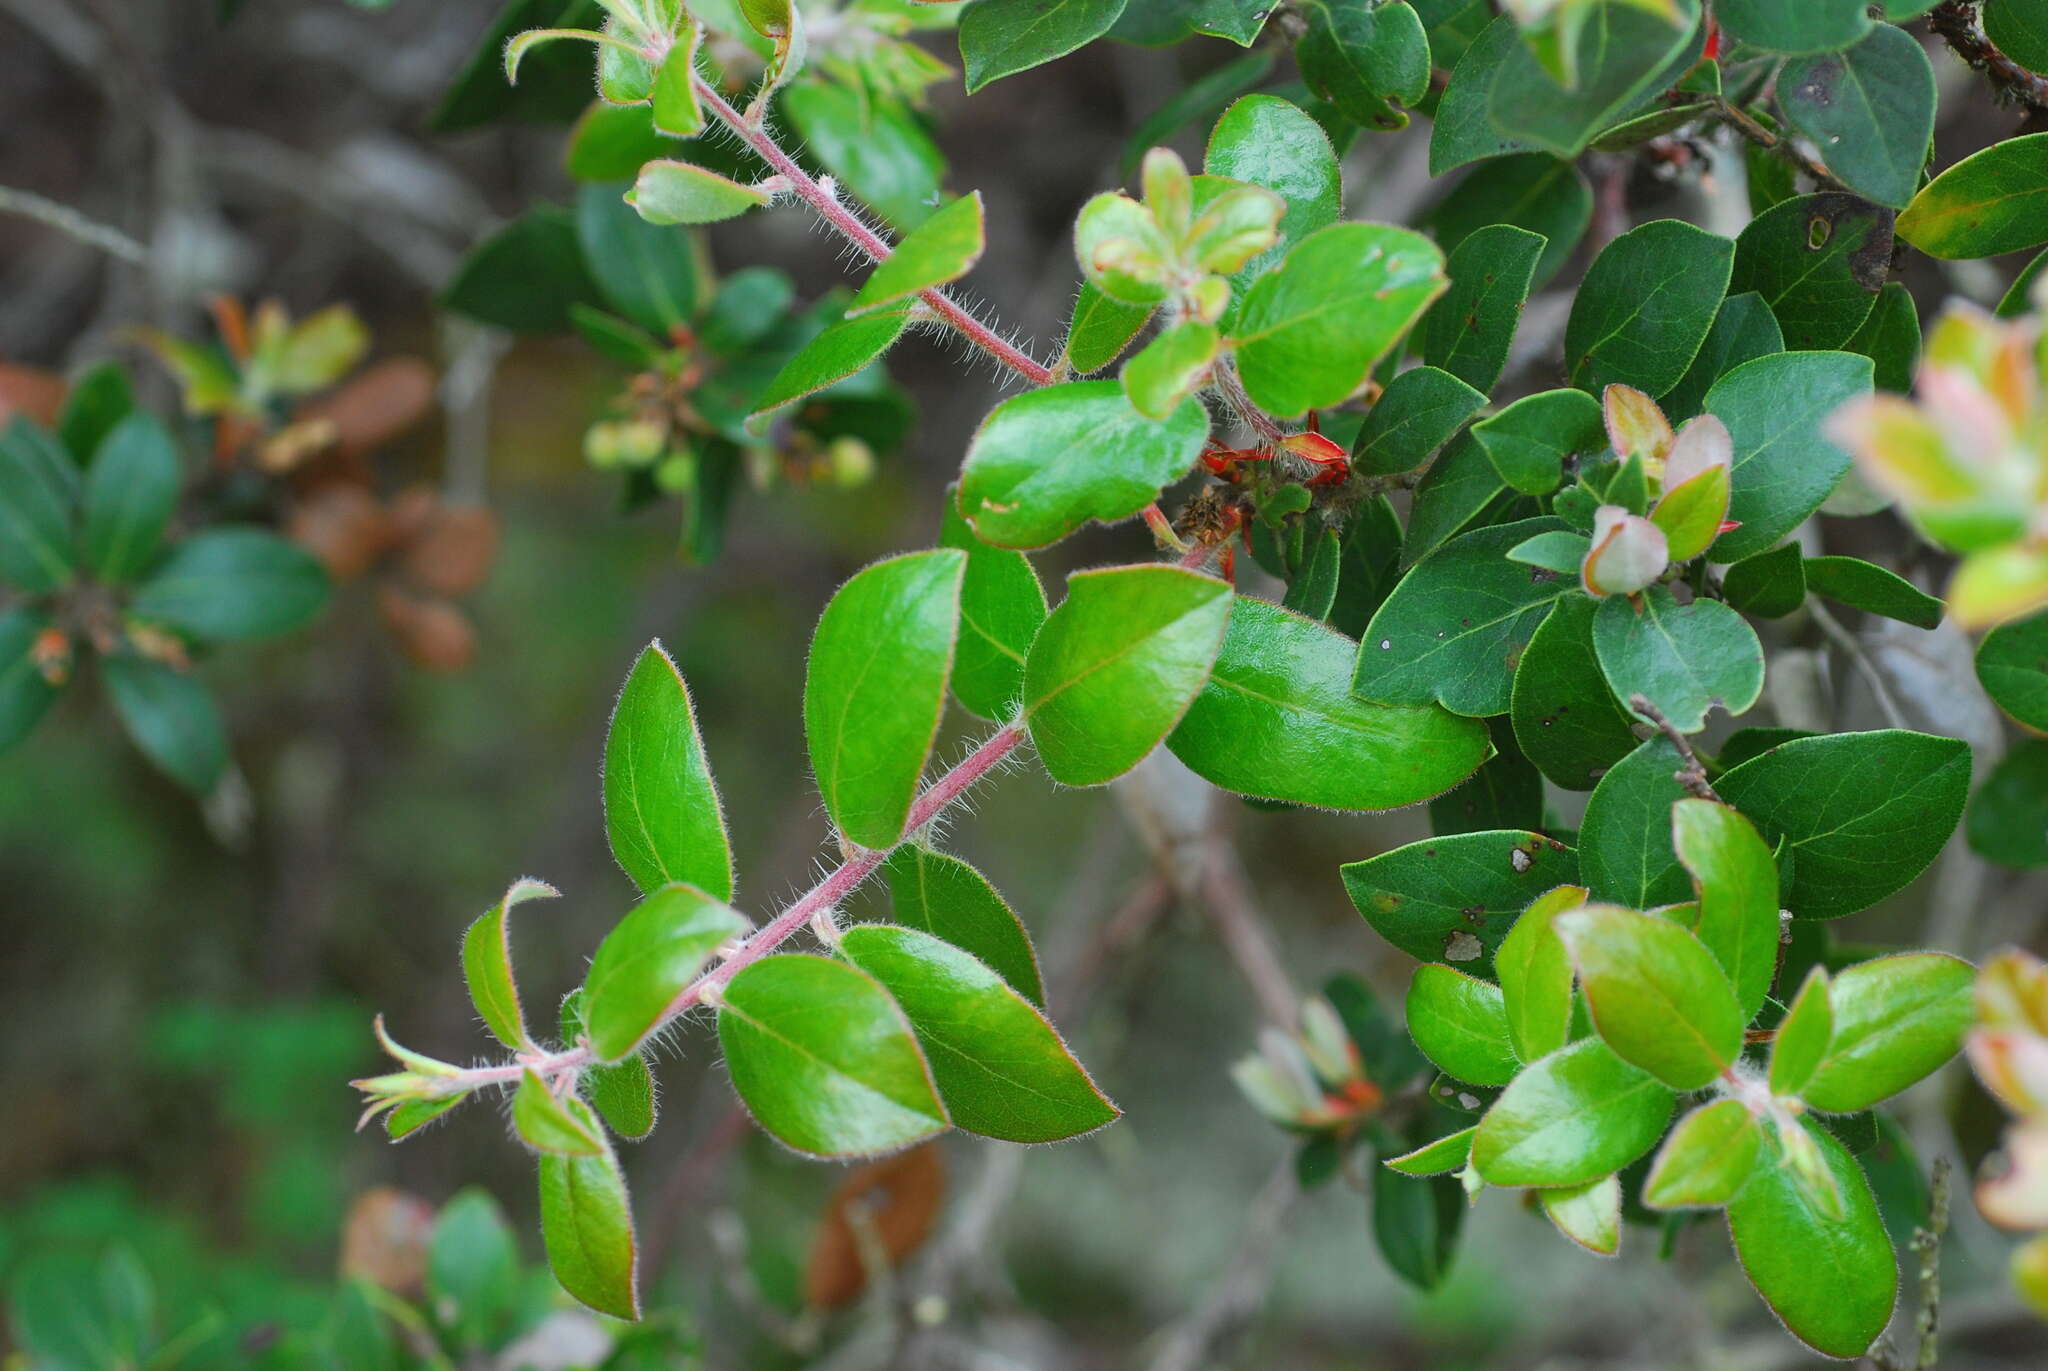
[[1581, 505, 1668, 598], [1663, 414, 1733, 493]]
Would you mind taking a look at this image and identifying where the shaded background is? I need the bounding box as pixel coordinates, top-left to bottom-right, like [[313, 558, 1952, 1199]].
[[1, 1, 2045, 1366]]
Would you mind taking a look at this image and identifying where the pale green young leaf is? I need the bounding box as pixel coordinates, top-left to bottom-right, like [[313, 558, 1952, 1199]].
[[1121, 320, 1220, 420], [1494, 884, 1589, 1063], [1800, 952, 1974, 1111], [850, 192, 986, 316], [748, 307, 913, 420], [1642, 1097, 1763, 1208], [560, 990, 656, 1140], [1670, 798, 1780, 1020], [1541, 1174, 1621, 1255], [1471, 1038, 1675, 1187], [1063, 284, 1154, 374], [1556, 904, 1744, 1090], [1407, 964, 1519, 1086], [1770, 965, 1834, 1099], [582, 882, 749, 1062], [627, 159, 769, 225], [514, 1072, 605, 1157], [650, 25, 703, 135], [604, 641, 735, 901], [461, 877, 560, 1051], [1383, 1125, 1477, 1176]]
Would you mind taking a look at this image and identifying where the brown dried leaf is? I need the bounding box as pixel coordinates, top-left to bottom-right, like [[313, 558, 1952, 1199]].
[[289, 485, 395, 581], [0, 363, 66, 427], [300, 357, 436, 457], [378, 585, 477, 673], [803, 1141, 945, 1310], [399, 499, 499, 598], [338, 1185, 436, 1294]]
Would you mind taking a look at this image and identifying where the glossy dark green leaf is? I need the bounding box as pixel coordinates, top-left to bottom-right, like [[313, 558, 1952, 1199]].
[[1421, 225, 1546, 394], [1564, 219, 1735, 397], [805, 549, 965, 849], [462, 877, 559, 1051], [1481, 0, 1704, 160], [718, 952, 948, 1156], [1204, 94, 1342, 284], [957, 381, 1208, 549], [1704, 349, 1873, 562], [0, 418, 77, 593], [103, 654, 227, 793], [128, 528, 327, 642], [1430, 17, 1541, 172], [1355, 518, 1574, 717], [1662, 291, 1785, 422], [1977, 611, 2048, 729], [1511, 594, 1639, 791], [0, 607, 59, 753], [1801, 556, 1941, 629], [1400, 430, 1512, 566], [1729, 194, 1891, 349], [1473, 388, 1604, 495], [884, 845, 1044, 1005], [1727, 1123, 1896, 1359], [1556, 904, 1743, 1090], [1168, 596, 1492, 810], [960, 0, 1128, 92], [538, 1134, 639, 1320], [1670, 798, 1781, 1020], [1471, 1038, 1674, 1187], [1329, 496, 1405, 637], [1371, 1164, 1465, 1289], [938, 492, 1046, 721], [56, 361, 133, 465], [1580, 737, 1694, 908], [442, 205, 604, 333], [1063, 284, 1153, 374], [1780, 25, 1935, 209], [1281, 527, 1342, 621], [1112, 0, 1269, 45], [1966, 738, 2048, 863], [1341, 829, 1579, 974], [851, 192, 986, 316], [1295, 0, 1430, 132], [781, 86, 941, 232], [1407, 964, 1518, 1085], [74, 412, 177, 588], [583, 883, 749, 1061], [1721, 541, 1808, 618], [575, 182, 702, 336], [1591, 587, 1764, 734], [1716, 730, 1971, 918], [1717, 0, 1872, 50], [1800, 952, 1974, 1111], [1232, 223, 1447, 418], [604, 641, 734, 900], [1642, 1098, 1764, 1209], [1024, 565, 1232, 786], [1898, 132, 2048, 260], [840, 924, 1115, 1142], [1845, 281, 1921, 393], [515, 1072, 605, 1156], [560, 989, 656, 1140], [1425, 153, 1591, 287]]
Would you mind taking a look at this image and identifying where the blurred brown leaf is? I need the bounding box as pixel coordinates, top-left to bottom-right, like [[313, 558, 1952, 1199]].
[[289, 485, 395, 581], [804, 1141, 945, 1310], [378, 584, 477, 673], [338, 1186, 435, 1294], [398, 494, 499, 598], [0, 363, 65, 427], [300, 357, 435, 458]]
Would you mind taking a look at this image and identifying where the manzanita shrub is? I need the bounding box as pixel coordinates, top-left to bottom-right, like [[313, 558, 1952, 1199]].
[[318, 0, 2048, 1360]]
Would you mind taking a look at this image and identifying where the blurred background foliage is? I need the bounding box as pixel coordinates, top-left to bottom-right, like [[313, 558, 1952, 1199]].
[[1, 2, 2044, 1368]]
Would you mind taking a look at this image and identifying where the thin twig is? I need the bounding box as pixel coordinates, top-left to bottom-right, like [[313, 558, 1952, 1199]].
[[0, 184, 147, 264], [1808, 599, 1911, 730], [1915, 1156, 1952, 1369], [1627, 693, 1722, 802], [1710, 97, 1857, 196], [1929, 2, 2048, 112]]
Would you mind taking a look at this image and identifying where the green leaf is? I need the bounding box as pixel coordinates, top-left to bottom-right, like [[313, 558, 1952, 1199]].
[[1729, 194, 1891, 349], [563, 102, 681, 182], [749, 307, 912, 419], [1204, 95, 1342, 284], [1801, 555, 1942, 629], [960, 0, 1127, 92], [957, 381, 1208, 549], [1371, 1162, 1466, 1289], [1471, 1038, 1674, 1187], [429, 1188, 520, 1349], [1166, 596, 1491, 809], [650, 25, 702, 135], [938, 493, 1046, 721], [129, 528, 328, 642], [441, 205, 605, 334], [56, 361, 133, 465], [561, 990, 656, 1139], [433, 0, 600, 133], [1899, 131, 2048, 260], [1296, 0, 1430, 132], [103, 655, 227, 793], [1428, 722, 1542, 834], [574, 182, 702, 335], [805, 550, 965, 848], [0, 607, 58, 753], [1509, 531, 1593, 577], [1342, 830, 1579, 974], [1780, 25, 1936, 209], [1384, 1124, 1477, 1175], [1114, 0, 1270, 45], [79, 413, 179, 586], [1970, 738, 2048, 868], [462, 877, 559, 1051], [1704, 349, 1873, 562], [1722, 541, 1807, 618], [514, 1072, 605, 1156], [1715, 0, 1870, 53], [1800, 952, 1974, 1111], [1727, 1123, 1896, 1359], [1473, 388, 1604, 495], [0, 418, 77, 592], [1670, 798, 1780, 1020], [583, 883, 749, 1061], [1770, 965, 1834, 1098], [1716, 730, 1970, 918], [839, 924, 1116, 1142], [1662, 291, 1785, 422], [718, 952, 948, 1156], [1555, 904, 1743, 1090], [1424, 153, 1591, 287], [1233, 223, 1447, 418], [851, 192, 986, 316], [782, 87, 942, 233], [1988, 0, 2048, 69], [1421, 225, 1547, 394], [1024, 565, 1232, 787], [604, 641, 734, 900], [1355, 518, 1574, 716], [1642, 1098, 1763, 1208], [1481, 0, 1704, 160], [883, 845, 1044, 1005], [1406, 964, 1518, 1086], [1591, 587, 1763, 735], [1329, 495, 1405, 638], [1541, 1174, 1621, 1255], [538, 1136, 639, 1320], [1495, 884, 1589, 1063], [1400, 430, 1513, 565], [1845, 280, 1922, 393], [1580, 737, 1693, 908], [1121, 320, 1220, 420], [1063, 284, 1153, 374], [1977, 610, 2048, 730], [1564, 219, 1735, 396], [1281, 527, 1343, 621], [1511, 594, 1639, 791], [1430, 17, 1541, 172], [627, 159, 769, 225]]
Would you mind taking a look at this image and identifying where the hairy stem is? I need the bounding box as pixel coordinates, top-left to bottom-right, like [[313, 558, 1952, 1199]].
[[1929, 2, 2048, 113], [691, 77, 1054, 386]]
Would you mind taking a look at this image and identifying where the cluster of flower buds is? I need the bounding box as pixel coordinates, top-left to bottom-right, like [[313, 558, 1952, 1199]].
[[1074, 148, 1284, 326], [1580, 384, 1735, 597], [1969, 948, 2048, 1315], [1827, 294, 2048, 628], [1231, 994, 1382, 1133]]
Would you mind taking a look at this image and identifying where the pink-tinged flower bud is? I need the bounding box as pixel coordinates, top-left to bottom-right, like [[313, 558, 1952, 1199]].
[[1663, 414, 1733, 492], [1581, 505, 1668, 597], [1603, 383, 1673, 469], [1978, 1120, 2048, 1231], [1970, 1029, 2048, 1117]]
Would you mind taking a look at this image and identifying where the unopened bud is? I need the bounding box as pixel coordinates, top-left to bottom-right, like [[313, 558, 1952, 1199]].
[[827, 436, 876, 488], [1663, 413, 1733, 491], [1603, 384, 1673, 471], [1188, 274, 1232, 325], [1581, 505, 1668, 597], [1299, 997, 1360, 1087], [1140, 146, 1193, 240]]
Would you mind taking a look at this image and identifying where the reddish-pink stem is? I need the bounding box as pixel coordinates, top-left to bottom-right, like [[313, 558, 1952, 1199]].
[[434, 725, 1028, 1096], [692, 77, 1054, 387]]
